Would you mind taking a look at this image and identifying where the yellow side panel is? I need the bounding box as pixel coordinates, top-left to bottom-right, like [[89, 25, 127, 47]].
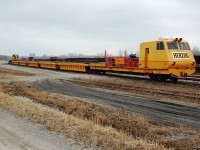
[[58, 62, 87, 72], [89, 63, 105, 67], [169, 68, 195, 77], [40, 61, 57, 69], [139, 41, 168, 69], [27, 61, 39, 67], [18, 61, 27, 66], [12, 61, 19, 65], [114, 58, 124, 66], [90, 66, 170, 75]]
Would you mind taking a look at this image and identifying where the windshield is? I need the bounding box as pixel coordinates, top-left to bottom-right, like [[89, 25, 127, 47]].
[[167, 42, 190, 50], [167, 42, 178, 49], [178, 42, 190, 50]]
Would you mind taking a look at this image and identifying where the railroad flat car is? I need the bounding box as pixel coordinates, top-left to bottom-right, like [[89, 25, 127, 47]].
[[10, 38, 196, 82]]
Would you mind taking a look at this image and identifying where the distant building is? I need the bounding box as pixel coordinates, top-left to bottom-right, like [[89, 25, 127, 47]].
[[0, 55, 10, 60], [29, 53, 36, 57]]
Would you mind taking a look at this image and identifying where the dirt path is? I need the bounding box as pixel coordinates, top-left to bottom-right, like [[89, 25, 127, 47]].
[[0, 107, 87, 150], [35, 79, 200, 128]]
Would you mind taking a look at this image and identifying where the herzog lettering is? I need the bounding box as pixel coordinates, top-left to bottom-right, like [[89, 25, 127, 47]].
[[172, 52, 189, 59]]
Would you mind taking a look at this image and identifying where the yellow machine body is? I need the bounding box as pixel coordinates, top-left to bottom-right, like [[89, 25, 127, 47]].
[[139, 38, 196, 77]]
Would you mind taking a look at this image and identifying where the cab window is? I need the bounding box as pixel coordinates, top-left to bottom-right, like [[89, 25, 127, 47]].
[[178, 42, 190, 50], [167, 42, 178, 49], [157, 42, 164, 50]]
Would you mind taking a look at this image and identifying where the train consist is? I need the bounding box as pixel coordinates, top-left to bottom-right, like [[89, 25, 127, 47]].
[[10, 38, 196, 82]]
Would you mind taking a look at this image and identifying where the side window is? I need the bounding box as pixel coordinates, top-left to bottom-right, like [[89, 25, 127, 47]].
[[178, 42, 190, 50], [167, 42, 178, 49], [157, 42, 164, 50], [160, 42, 164, 50]]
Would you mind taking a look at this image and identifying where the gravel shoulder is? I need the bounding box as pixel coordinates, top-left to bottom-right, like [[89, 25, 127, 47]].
[[35, 79, 200, 128], [0, 107, 86, 150]]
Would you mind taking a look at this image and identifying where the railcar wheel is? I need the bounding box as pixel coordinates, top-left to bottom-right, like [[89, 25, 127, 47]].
[[149, 74, 167, 82], [149, 74, 160, 81], [56, 65, 60, 70], [154, 75, 160, 81], [171, 77, 178, 83], [102, 71, 106, 75], [149, 74, 154, 80], [160, 75, 167, 82]]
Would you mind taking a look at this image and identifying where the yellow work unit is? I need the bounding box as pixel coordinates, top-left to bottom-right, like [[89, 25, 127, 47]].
[[138, 38, 196, 81], [12, 54, 19, 60], [10, 38, 196, 82]]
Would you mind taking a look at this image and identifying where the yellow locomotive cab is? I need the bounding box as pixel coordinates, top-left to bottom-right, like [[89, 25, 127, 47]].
[[139, 38, 196, 81], [167, 41, 196, 77]]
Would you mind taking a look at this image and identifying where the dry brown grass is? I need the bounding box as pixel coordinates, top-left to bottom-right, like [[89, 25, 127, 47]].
[[1, 82, 200, 150], [0, 91, 162, 150], [1, 81, 151, 138], [0, 67, 34, 79]]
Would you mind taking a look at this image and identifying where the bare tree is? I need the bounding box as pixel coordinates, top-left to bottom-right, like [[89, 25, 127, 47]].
[[118, 49, 123, 57], [192, 46, 200, 56]]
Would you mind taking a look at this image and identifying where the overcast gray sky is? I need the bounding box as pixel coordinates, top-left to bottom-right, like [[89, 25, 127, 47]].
[[0, 0, 200, 56]]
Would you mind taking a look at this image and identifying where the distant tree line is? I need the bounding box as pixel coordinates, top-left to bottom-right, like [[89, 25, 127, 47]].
[[0, 55, 11, 60], [1, 47, 199, 61], [192, 46, 200, 56]]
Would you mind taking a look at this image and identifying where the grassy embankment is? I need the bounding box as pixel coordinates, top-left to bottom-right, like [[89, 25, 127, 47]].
[[0, 67, 34, 79], [0, 82, 162, 150], [0, 82, 199, 150]]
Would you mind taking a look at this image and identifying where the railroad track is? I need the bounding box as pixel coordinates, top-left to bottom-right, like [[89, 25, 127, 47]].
[[36, 79, 200, 128], [104, 72, 200, 84], [68, 79, 200, 102], [186, 73, 200, 81]]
